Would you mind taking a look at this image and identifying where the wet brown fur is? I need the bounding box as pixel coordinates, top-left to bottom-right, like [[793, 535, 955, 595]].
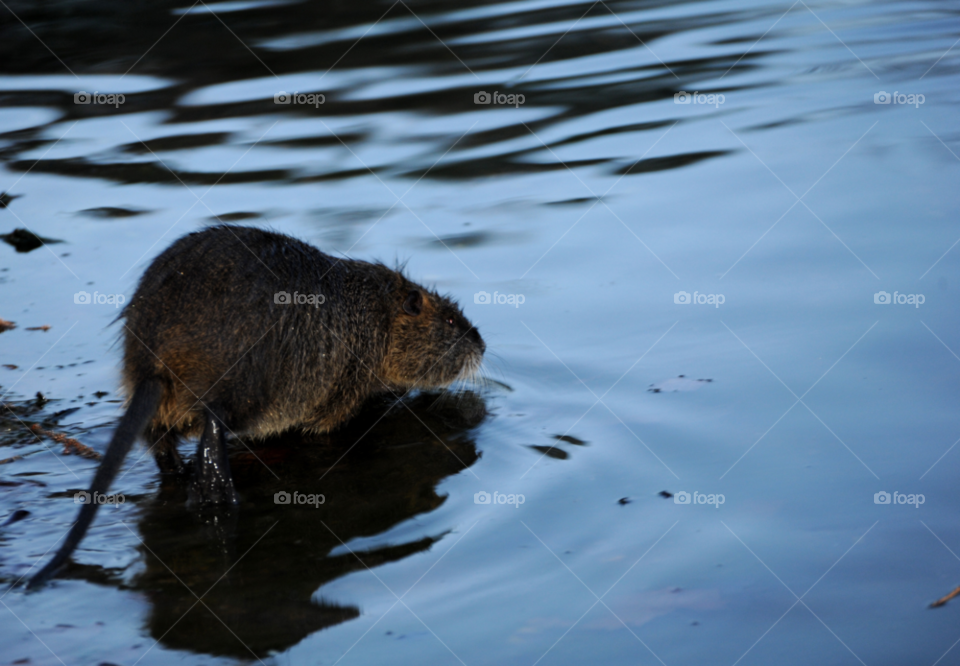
[[122, 225, 485, 472]]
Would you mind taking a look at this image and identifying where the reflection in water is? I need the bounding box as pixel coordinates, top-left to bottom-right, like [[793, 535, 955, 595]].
[[58, 392, 484, 659], [0, 0, 748, 186]]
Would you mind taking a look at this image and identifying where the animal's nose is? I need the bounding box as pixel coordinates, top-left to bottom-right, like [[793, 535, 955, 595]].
[[470, 327, 485, 354]]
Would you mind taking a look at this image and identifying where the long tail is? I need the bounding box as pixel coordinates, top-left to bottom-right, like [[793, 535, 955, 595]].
[[27, 378, 162, 589]]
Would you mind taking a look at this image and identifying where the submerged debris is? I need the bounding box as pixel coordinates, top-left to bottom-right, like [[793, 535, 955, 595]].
[[0, 228, 64, 253], [528, 445, 568, 460], [931, 585, 960, 608], [0, 318, 14, 332], [212, 211, 262, 221], [29, 424, 101, 460], [2, 509, 29, 526], [649, 375, 713, 393], [79, 206, 148, 218], [0, 192, 20, 208]]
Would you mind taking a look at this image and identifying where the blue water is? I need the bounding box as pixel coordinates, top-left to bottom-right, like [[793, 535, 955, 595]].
[[1, 0, 959, 664]]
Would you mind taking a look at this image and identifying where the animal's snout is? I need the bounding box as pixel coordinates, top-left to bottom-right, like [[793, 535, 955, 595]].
[[469, 327, 485, 354]]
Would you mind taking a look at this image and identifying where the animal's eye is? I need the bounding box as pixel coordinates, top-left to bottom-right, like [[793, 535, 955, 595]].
[[446, 317, 456, 327]]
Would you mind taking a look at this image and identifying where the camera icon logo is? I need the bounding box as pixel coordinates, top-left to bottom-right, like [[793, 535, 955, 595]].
[[674, 491, 691, 504], [274, 491, 291, 504], [74, 491, 91, 504], [874, 291, 891, 304], [674, 291, 691, 304], [874, 491, 891, 504], [274, 291, 292, 305], [474, 91, 491, 104], [74, 91, 91, 104], [874, 91, 891, 104], [274, 91, 291, 104], [674, 91, 691, 104], [474, 291, 491, 304], [74, 291, 92, 304], [474, 491, 491, 504]]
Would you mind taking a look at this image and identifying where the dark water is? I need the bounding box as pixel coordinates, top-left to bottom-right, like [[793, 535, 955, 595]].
[[1, 0, 959, 664]]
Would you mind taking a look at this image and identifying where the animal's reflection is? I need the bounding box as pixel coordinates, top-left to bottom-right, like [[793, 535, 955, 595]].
[[67, 392, 484, 658]]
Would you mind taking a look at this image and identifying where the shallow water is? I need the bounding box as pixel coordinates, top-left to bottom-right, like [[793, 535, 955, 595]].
[[1, 0, 959, 663]]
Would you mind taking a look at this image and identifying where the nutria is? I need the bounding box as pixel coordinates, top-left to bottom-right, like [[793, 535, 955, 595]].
[[28, 225, 485, 587]]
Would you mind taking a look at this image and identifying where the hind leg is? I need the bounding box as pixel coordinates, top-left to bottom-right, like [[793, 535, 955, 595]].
[[147, 427, 186, 476], [189, 405, 240, 505]]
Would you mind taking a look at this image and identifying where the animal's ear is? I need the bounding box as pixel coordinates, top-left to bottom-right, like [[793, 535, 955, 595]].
[[402, 289, 423, 316]]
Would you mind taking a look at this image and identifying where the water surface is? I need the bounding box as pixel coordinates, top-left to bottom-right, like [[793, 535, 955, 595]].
[[1, 0, 959, 664]]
